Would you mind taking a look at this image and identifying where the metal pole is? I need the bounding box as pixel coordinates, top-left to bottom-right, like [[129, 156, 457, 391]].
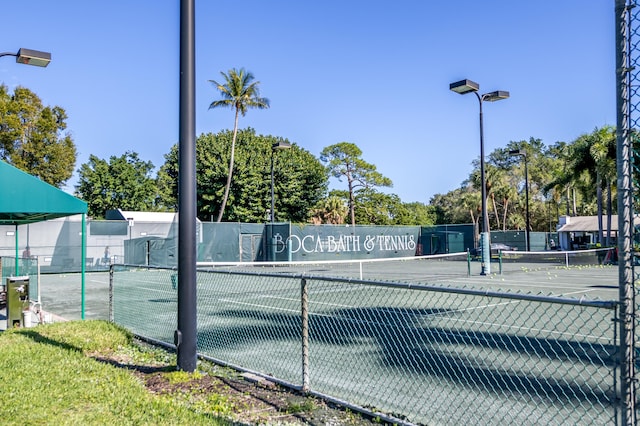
[[14, 225, 18, 275], [81, 213, 86, 320], [301, 278, 310, 392], [176, 0, 197, 372], [268, 149, 275, 261], [615, 0, 636, 422], [524, 155, 531, 251], [476, 93, 490, 275], [270, 148, 275, 223]]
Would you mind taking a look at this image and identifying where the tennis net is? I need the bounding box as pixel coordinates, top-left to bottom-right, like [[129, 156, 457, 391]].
[[197, 252, 471, 282], [499, 247, 616, 272]]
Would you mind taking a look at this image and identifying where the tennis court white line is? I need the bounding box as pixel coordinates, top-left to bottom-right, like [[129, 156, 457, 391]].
[[443, 316, 611, 342], [218, 297, 300, 314], [138, 286, 174, 294], [259, 294, 363, 310]]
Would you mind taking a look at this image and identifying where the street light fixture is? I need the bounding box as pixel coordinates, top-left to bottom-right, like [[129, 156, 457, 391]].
[[0, 48, 51, 67], [509, 149, 530, 252], [450, 78, 509, 275]]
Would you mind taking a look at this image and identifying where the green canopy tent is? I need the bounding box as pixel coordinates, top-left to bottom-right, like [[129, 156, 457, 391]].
[[0, 160, 89, 318]]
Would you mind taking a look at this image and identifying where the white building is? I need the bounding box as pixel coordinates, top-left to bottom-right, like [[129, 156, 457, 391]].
[[556, 215, 623, 250]]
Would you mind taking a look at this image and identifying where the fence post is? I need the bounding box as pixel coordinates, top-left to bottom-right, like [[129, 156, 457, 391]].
[[301, 277, 310, 392], [109, 264, 114, 323], [615, 0, 637, 423]]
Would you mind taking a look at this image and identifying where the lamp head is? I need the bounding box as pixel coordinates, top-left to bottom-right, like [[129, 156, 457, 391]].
[[450, 79, 479, 94], [16, 48, 51, 67], [272, 141, 291, 150], [483, 90, 509, 102]]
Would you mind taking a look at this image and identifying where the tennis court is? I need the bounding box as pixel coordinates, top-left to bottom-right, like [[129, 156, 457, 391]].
[[6, 249, 619, 423], [18, 251, 621, 424], [105, 254, 619, 425]]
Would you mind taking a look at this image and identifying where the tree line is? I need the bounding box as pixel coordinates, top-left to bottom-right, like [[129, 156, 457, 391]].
[[0, 73, 623, 231], [76, 128, 433, 225], [430, 128, 618, 241]]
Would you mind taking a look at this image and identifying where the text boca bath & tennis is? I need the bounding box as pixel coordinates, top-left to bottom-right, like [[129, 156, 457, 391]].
[[275, 233, 417, 254]]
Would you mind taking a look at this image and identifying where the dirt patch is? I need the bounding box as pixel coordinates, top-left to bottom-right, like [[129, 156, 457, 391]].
[[94, 339, 386, 425], [143, 370, 376, 425]]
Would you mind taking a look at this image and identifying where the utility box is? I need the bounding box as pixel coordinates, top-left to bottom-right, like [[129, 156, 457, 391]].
[[6, 277, 29, 328]]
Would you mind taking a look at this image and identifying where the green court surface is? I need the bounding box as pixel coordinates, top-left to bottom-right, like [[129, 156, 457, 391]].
[[7, 258, 620, 424], [105, 262, 618, 425]]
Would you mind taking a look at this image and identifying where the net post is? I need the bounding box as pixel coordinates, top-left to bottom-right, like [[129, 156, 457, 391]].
[[499, 250, 503, 275], [301, 277, 310, 392], [466, 249, 471, 276], [480, 232, 491, 275], [565, 251, 569, 268]]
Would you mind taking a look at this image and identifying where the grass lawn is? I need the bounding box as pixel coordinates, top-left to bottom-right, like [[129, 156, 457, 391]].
[[0, 320, 378, 425], [0, 321, 232, 425]]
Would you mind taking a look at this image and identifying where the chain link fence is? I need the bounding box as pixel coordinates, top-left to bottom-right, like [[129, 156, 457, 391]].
[[111, 265, 618, 425]]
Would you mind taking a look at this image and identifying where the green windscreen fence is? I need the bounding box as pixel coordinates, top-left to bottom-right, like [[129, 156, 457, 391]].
[[491, 230, 558, 251], [1, 218, 560, 270], [420, 224, 475, 255]]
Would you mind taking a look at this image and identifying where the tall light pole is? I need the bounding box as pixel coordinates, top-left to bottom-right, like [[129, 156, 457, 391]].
[[0, 48, 51, 67], [450, 79, 509, 275], [1, 47, 51, 278], [509, 149, 530, 251], [270, 140, 291, 223], [176, 0, 197, 373], [269, 140, 291, 261]]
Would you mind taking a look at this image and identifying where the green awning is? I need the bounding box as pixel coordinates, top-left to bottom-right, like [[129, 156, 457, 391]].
[[0, 160, 87, 225]]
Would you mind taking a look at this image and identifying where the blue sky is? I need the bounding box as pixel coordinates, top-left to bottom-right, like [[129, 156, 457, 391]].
[[1, 1, 614, 204]]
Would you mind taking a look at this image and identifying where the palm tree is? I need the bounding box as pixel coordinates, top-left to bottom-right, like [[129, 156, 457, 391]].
[[310, 195, 348, 224], [546, 127, 616, 245], [209, 68, 270, 222], [589, 126, 616, 245]]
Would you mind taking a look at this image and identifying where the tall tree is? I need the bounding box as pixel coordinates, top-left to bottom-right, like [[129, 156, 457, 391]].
[[545, 127, 616, 243], [0, 85, 76, 187], [208, 68, 270, 222], [354, 189, 435, 225], [75, 152, 158, 218], [544, 141, 581, 217], [320, 142, 392, 226], [158, 129, 327, 223], [588, 126, 616, 245], [434, 137, 560, 233], [393, 201, 436, 226], [430, 186, 480, 226], [487, 139, 544, 232]]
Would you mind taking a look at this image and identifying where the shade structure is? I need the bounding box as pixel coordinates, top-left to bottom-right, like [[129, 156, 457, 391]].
[[0, 160, 87, 225]]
